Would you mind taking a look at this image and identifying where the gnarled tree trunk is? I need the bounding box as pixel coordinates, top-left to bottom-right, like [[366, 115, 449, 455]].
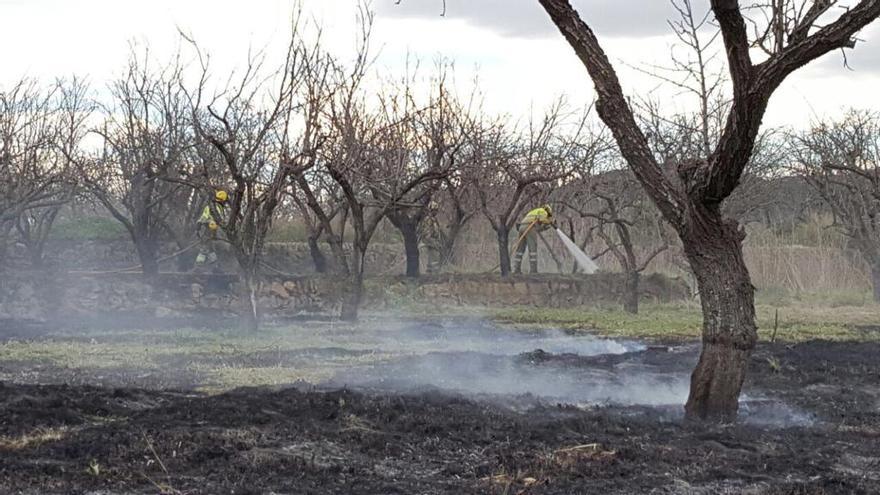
[[497, 226, 512, 277], [623, 270, 640, 314], [682, 207, 757, 422], [340, 250, 365, 322], [307, 234, 328, 273], [239, 265, 260, 332], [535, 0, 880, 423], [387, 210, 424, 278], [401, 224, 420, 278], [134, 236, 160, 280]]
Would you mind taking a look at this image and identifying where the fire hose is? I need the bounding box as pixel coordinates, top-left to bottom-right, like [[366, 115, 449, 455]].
[[67, 240, 203, 275], [482, 220, 538, 273]]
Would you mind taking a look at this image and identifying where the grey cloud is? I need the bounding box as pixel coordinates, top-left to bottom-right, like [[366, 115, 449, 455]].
[[376, 0, 692, 39]]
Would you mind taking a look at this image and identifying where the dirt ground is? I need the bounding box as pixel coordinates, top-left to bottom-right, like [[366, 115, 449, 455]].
[[1, 317, 879, 494]]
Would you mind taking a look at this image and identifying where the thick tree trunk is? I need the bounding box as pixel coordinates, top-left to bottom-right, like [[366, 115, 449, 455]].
[[498, 227, 512, 277], [400, 223, 421, 278], [623, 270, 639, 314], [340, 250, 365, 322], [307, 235, 328, 273], [682, 210, 757, 423], [387, 212, 422, 278], [326, 234, 349, 277], [239, 265, 260, 332], [441, 221, 463, 267], [872, 263, 880, 304], [134, 237, 160, 280]]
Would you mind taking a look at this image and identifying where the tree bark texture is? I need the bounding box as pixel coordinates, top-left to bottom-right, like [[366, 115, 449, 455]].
[[307, 235, 328, 274], [400, 223, 421, 278], [134, 237, 160, 280], [239, 266, 260, 332], [340, 250, 365, 322], [497, 226, 512, 277], [623, 270, 640, 314], [682, 207, 756, 422]]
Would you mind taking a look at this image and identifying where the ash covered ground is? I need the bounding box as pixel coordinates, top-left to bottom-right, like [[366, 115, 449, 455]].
[[1, 316, 878, 494]]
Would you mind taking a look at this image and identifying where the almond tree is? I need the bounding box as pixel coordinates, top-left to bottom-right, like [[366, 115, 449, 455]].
[[79, 53, 195, 280], [187, 22, 330, 331], [288, 170, 348, 274], [382, 72, 470, 277], [475, 101, 593, 276], [320, 68, 450, 319], [538, 0, 880, 421], [431, 165, 481, 268], [567, 169, 669, 313], [790, 110, 880, 302], [0, 79, 80, 268]]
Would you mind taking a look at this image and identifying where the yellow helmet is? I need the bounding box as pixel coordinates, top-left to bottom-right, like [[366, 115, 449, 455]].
[[208, 221, 219, 231], [215, 190, 228, 203]]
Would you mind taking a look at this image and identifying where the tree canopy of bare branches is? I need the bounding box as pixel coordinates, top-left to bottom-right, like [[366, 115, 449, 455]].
[[537, 0, 880, 422], [790, 109, 880, 301], [186, 16, 332, 330], [1, 78, 84, 268]]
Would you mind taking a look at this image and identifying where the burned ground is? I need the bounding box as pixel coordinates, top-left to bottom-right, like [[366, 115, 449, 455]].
[[1, 319, 879, 494]]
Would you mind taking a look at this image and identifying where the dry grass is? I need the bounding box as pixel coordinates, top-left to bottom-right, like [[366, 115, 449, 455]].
[[0, 426, 68, 450]]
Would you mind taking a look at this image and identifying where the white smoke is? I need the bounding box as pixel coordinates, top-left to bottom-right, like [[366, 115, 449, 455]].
[[325, 319, 694, 408]]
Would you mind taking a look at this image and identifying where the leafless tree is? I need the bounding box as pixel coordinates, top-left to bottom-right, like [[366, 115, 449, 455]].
[[382, 68, 472, 277], [319, 56, 451, 319], [567, 169, 670, 313], [790, 109, 880, 301], [432, 165, 481, 268], [635, 0, 729, 158], [475, 101, 592, 276], [538, 0, 880, 421], [287, 169, 349, 274], [0, 79, 82, 268], [186, 21, 329, 331], [13, 80, 88, 268], [76, 52, 197, 280]]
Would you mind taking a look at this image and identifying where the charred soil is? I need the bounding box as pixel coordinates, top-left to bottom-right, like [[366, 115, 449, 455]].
[[1, 340, 879, 494]]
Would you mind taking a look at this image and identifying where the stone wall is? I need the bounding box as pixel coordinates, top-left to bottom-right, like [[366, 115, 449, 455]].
[[27, 239, 405, 275], [0, 270, 688, 323]]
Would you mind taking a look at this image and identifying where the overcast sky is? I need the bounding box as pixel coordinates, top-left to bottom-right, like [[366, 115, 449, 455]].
[[1, 0, 878, 128]]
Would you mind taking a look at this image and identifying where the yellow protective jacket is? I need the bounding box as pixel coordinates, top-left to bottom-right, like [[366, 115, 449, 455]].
[[520, 207, 553, 226], [198, 204, 226, 224]]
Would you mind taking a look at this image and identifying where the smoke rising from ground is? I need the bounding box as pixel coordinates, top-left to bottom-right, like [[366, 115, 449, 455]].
[[323, 318, 814, 427], [0, 313, 814, 426], [326, 319, 692, 408]]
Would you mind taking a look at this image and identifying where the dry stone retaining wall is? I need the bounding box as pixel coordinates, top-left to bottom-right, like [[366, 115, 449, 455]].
[[0, 270, 688, 322]]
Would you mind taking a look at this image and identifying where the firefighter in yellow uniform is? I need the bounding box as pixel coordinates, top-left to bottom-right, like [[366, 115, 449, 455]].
[[195, 190, 228, 266], [513, 204, 554, 274]]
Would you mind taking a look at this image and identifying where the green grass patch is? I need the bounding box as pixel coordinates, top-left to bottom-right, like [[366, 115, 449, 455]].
[[756, 287, 874, 308], [266, 221, 309, 242], [492, 304, 703, 340], [492, 301, 880, 343], [50, 217, 127, 240]]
